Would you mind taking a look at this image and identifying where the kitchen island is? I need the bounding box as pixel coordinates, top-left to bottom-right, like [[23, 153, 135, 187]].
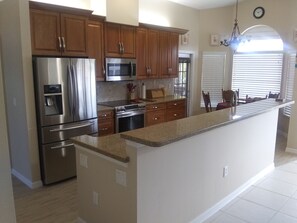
[[72, 99, 293, 223]]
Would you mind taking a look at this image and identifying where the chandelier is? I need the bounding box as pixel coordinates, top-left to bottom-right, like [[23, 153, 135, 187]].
[[220, 0, 243, 50]]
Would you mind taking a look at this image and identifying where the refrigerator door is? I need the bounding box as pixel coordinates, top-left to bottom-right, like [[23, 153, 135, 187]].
[[33, 57, 73, 126], [70, 58, 97, 122], [41, 140, 76, 185]]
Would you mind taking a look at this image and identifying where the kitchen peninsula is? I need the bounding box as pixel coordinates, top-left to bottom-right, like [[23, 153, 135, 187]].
[[72, 99, 293, 223]]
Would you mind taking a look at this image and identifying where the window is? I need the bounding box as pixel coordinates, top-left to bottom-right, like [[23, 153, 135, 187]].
[[283, 53, 296, 116], [232, 53, 283, 98], [174, 57, 190, 97], [201, 52, 226, 106]]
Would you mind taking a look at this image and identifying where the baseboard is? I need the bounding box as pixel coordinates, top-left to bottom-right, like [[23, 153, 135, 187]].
[[77, 217, 87, 223], [285, 147, 297, 154], [11, 169, 42, 189], [190, 163, 275, 223]]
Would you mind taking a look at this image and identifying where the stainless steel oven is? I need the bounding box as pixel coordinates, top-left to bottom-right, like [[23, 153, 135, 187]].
[[105, 58, 136, 81], [98, 100, 145, 133], [116, 105, 145, 133]]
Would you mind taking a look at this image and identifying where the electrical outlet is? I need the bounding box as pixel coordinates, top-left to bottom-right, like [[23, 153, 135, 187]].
[[223, 166, 229, 177], [115, 169, 127, 187], [93, 191, 99, 206], [79, 153, 88, 168]]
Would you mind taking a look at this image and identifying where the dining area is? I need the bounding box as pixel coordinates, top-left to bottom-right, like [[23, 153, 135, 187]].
[[202, 89, 281, 112]]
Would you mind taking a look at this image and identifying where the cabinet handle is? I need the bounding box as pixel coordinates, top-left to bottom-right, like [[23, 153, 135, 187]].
[[173, 103, 177, 106], [168, 67, 172, 74], [118, 42, 121, 53], [99, 127, 108, 131], [121, 42, 125, 54], [154, 117, 158, 120], [174, 114, 177, 117], [58, 37, 62, 51], [102, 66, 106, 74], [61, 37, 66, 51], [153, 106, 158, 109], [100, 114, 107, 117]]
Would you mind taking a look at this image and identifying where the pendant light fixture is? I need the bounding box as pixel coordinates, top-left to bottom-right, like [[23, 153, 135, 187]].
[[220, 0, 243, 50]]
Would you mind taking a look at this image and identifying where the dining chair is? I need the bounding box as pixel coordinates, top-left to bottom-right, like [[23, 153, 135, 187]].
[[268, 91, 280, 99], [202, 91, 212, 112], [222, 89, 238, 106]]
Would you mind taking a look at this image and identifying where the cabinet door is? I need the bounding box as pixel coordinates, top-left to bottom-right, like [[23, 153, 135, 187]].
[[169, 32, 179, 77], [30, 9, 61, 56], [87, 20, 104, 81], [159, 31, 179, 78], [146, 110, 165, 126], [121, 26, 136, 58], [147, 29, 159, 78], [136, 28, 148, 79], [60, 14, 87, 57], [105, 23, 121, 57], [159, 31, 170, 77]]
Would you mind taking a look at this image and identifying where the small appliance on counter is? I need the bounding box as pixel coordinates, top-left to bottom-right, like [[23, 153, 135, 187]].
[[33, 57, 98, 185]]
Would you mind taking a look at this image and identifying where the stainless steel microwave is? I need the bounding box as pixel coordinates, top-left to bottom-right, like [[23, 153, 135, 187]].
[[105, 58, 136, 81]]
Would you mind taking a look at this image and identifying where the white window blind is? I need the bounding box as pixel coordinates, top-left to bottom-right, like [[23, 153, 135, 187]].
[[283, 53, 296, 116], [201, 52, 226, 107], [232, 53, 283, 99]]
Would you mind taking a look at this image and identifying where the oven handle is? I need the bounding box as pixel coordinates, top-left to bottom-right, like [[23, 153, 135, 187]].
[[116, 110, 145, 119]]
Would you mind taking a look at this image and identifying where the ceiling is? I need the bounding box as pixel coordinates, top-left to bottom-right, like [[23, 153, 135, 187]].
[[168, 0, 244, 10]]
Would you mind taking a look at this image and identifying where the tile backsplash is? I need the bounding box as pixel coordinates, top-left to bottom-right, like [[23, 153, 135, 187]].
[[96, 79, 175, 103]]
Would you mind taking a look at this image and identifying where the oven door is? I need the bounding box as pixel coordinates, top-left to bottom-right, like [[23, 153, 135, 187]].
[[116, 109, 145, 133], [106, 58, 136, 81]]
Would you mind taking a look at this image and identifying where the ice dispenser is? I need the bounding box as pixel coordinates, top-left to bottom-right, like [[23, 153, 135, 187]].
[[44, 85, 63, 116]]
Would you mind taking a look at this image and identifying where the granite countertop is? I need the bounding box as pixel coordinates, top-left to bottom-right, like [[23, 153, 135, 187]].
[[97, 95, 186, 111], [73, 99, 293, 163], [72, 134, 129, 163], [121, 99, 294, 147]]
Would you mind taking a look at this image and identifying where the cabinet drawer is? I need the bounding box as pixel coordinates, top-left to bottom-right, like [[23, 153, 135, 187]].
[[98, 110, 114, 120], [98, 120, 114, 136], [166, 108, 186, 122], [146, 110, 165, 126], [166, 99, 186, 109], [146, 103, 166, 111]]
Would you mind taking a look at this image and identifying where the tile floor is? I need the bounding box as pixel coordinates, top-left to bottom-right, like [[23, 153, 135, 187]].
[[204, 160, 297, 223]]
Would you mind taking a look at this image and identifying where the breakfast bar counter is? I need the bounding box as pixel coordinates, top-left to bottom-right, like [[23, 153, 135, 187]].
[[72, 99, 293, 223]]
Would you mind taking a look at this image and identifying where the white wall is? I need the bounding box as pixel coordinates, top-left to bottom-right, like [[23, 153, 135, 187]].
[[0, 42, 17, 222], [0, 0, 41, 187]]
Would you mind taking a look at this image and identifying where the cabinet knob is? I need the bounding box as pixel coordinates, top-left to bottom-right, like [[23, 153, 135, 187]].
[[173, 103, 177, 106], [100, 127, 108, 131], [174, 114, 177, 117], [154, 117, 158, 120]]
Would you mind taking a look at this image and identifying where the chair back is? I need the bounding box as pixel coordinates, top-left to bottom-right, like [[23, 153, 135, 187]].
[[222, 89, 237, 106], [268, 91, 280, 99], [202, 91, 212, 112]]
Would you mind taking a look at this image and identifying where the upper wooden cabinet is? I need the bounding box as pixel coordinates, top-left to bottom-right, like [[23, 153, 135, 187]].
[[136, 28, 159, 79], [105, 23, 136, 58], [87, 19, 105, 81], [159, 31, 179, 78], [29, 2, 91, 57]]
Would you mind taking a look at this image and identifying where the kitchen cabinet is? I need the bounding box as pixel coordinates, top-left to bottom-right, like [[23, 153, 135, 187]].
[[166, 99, 186, 122], [105, 23, 136, 58], [159, 31, 179, 78], [136, 28, 159, 79], [146, 103, 166, 126], [30, 2, 90, 56], [98, 110, 115, 136], [87, 19, 105, 81]]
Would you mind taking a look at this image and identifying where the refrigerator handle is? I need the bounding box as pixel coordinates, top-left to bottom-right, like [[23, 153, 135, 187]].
[[70, 65, 78, 117], [50, 143, 74, 150], [67, 65, 74, 116], [49, 122, 93, 132]]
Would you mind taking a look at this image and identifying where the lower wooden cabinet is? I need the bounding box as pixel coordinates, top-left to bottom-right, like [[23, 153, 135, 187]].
[[146, 99, 186, 126], [146, 103, 166, 126], [166, 99, 186, 122], [98, 110, 114, 136]]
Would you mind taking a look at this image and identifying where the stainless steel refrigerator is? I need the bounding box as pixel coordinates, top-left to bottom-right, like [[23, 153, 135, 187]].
[[33, 57, 98, 185]]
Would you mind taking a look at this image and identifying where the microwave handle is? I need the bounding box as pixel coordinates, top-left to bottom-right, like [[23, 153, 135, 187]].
[[130, 62, 133, 77]]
